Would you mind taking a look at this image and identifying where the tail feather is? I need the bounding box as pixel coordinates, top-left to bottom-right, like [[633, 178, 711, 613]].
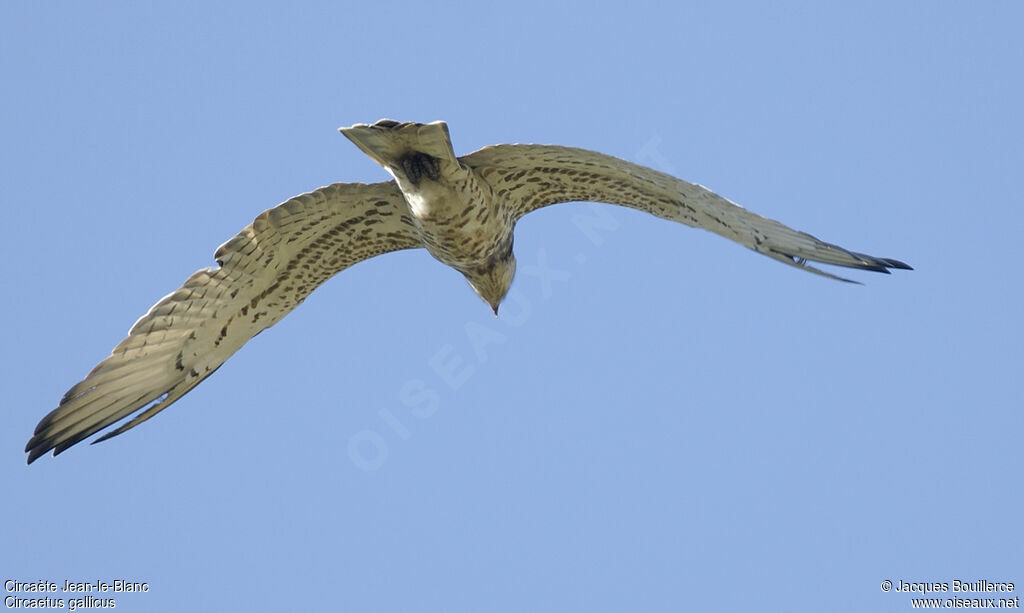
[[340, 119, 456, 171]]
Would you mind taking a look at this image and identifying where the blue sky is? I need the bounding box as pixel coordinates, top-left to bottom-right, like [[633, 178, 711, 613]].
[[2, 2, 1021, 611]]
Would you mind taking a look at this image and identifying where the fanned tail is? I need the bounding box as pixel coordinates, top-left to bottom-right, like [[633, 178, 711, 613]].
[[340, 119, 456, 172], [340, 120, 462, 190]]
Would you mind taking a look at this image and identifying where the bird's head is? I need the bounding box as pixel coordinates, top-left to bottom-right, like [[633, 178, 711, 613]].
[[465, 241, 516, 316]]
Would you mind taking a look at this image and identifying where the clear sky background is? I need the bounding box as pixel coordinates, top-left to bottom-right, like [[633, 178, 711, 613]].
[[2, 2, 1021, 612]]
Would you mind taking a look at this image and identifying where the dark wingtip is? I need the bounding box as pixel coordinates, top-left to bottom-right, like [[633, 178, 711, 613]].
[[847, 251, 913, 274], [881, 258, 913, 271], [91, 430, 119, 445], [25, 436, 44, 464], [25, 443, 50, 465]]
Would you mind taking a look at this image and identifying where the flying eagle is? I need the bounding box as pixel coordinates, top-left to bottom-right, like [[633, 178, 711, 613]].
[[25, 120, 911, 463]]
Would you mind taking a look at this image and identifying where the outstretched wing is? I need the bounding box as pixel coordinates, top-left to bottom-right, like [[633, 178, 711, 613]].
[[462, 145, 910, 280], [26, 181, 420, 463]]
